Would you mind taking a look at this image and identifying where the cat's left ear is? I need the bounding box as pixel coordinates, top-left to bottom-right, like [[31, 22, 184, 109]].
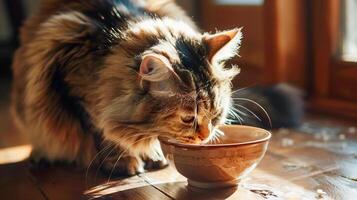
[[139, 53, 180, 95], [203, 28, 243, 63], [139, 53, 174, 82]]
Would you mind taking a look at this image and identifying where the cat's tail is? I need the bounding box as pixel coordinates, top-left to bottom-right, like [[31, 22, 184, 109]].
[[231, 83, 304, 129]]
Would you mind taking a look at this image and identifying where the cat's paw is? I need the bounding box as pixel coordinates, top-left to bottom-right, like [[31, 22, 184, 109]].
[[101, 155, 144, 176], [142, 155, 168, 170]]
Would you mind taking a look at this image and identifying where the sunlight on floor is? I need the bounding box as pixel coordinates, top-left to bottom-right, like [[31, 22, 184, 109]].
[[84, 178, 149, 198], [84, 165, 186, 198], [0, 144, 32, 164]]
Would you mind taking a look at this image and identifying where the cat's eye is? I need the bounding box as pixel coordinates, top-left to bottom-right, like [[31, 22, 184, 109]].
[[181, 115, 195, 124]]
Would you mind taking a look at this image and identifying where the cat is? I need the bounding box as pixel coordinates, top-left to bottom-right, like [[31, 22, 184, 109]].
[[11, 0, 242, 175]]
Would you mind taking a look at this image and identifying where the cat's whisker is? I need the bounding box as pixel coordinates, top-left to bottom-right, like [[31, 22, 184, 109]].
[[231, 106, 249, 117], [85, 143, 112, 188], [210, 129, 222, 144], [234, 104, 262, 122], [224, 119, 232, 125], [230, 84, 257, 95], [228, 109, 243, 124], [230, 89, 243, 94], [215, 128, 224, 139], [94, 144, 118, 183], [209, 133, 217, 144], [215, 128, 224, 137], [215, 134, 222, 144], [206, 126, 221, 144], [233, 98, 272, 129], [226, 116, 240, 125]]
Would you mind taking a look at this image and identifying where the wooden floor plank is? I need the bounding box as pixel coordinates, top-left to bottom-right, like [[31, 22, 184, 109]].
[[0, 161, 46, 200], [147, 181, 265, 200], [30, 167, 92, 200], [94, 185, 173, 200]]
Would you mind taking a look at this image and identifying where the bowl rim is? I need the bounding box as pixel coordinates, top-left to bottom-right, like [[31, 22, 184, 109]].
[[159, 125, 271, 149]]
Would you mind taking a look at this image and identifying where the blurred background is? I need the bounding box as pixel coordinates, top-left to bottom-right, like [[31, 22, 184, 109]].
[[0, 0, 357, 148]]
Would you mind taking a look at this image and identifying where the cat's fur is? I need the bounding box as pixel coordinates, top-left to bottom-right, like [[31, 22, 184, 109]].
[[11, 0, 242, 175]]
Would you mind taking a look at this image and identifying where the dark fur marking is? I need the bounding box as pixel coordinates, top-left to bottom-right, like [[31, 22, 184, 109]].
[[174, 37, 219, 116], [51, 67, 94, 132], [175, 36, 207, 83], [76, 0, 147, 53], [49, 45, 96, 134]]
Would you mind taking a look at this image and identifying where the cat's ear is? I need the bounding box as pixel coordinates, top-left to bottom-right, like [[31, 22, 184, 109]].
[[139, 54, 173, 82], [139, 54, 179, 95], [203, 28, 243, 63]]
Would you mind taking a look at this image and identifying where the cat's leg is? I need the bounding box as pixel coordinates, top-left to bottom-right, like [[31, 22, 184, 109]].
[[99, 142, 145, 176], [100, 151, 167, 176], [141, 154, 168, 170], [101, 154, 145, 176], [141, 139, 168, 170], [99, 139, 167, 176]]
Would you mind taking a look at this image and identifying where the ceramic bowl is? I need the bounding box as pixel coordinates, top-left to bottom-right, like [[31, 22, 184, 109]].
[[159, 125, 271, 189]]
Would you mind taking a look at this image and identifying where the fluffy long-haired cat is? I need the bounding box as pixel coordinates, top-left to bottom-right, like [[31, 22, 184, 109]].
[[11, 0, 242, 175]]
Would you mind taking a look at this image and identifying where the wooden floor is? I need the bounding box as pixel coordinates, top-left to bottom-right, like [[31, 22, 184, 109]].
[[1, 80, 357, 200]]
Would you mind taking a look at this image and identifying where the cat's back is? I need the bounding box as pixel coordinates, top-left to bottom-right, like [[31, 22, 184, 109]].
[[11, 0, 195, 129], [19, 0, 144, 44]]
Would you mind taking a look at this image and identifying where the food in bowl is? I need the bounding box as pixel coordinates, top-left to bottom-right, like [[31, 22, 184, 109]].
[[159, 125, 271, 188]]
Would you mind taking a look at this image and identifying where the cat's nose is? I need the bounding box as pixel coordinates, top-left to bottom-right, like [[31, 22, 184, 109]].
[[197, 120, 212, 140], [180, 115, 196, 124]]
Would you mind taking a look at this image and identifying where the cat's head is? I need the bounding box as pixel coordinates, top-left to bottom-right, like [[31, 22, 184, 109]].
[[98, 18, 242, 144]]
